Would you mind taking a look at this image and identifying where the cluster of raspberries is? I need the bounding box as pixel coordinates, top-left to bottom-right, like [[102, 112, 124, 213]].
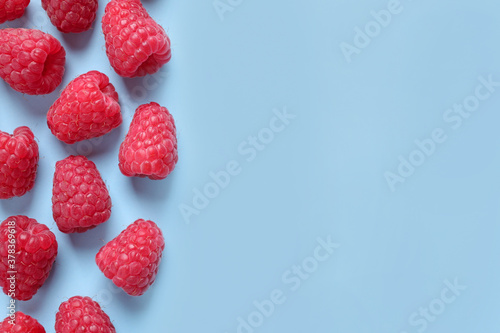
[[0, 0, 177, 331]]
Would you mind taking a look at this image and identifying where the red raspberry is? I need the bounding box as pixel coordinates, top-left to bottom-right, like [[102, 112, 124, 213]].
[[102, 0, 171, 77], [0, 215, 58, 301], [0, 29, 65, 95], [95, 219, 165, 296], [0, 311, 45, 332], [47, 71, 122, 144], [0, 0, 30, 24], [0, 126, 38, 199], [52, 155, 112, 234], [118, 102, 178, 180], [55, 296, 115, 333], [42, 0, 98, 33]]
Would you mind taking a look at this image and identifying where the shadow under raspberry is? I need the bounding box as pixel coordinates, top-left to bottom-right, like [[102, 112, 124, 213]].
[[114, 279, 155, 312], [67, 219, 110, 250], [120, 66, 171, 110], [60, 25, 97, 51], [0, 192, 35, 214], [0, 6, 38, 30], [0, 82, 59, 115], [130, 169, 177, 203], [56, 125, 124, 158]]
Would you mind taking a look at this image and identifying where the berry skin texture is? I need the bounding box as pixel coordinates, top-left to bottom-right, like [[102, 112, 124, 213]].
[[0, 0, 30, 24], [42, 0, 98, 33], [118, 102, 178, 180], [0, 215, 58, 301], [102, 0, 171, 77], [55, 296, 115, 333], [52, 155, 112, 234], [47, 71, 122, 144], [0, 29, 66, 95], [0, 126, 39, 199], [0, 311, 46, 333], [95, 219, 165, 296]]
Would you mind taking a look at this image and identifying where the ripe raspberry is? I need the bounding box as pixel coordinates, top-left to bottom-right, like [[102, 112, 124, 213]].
[[55, 296, 115, 333], [42, 0, 98, 33], [0, 311, 45, 333], [118, 102, 178, 180], [47, 71, 122, 144], [102, 0, 171, 77], [0, 29, 65, 95], [0, 215, 58, 301], [0, 126, 38, 199], [95, 219, 165, 296], [52, 155, 112, 234], [0, 0, 30, 24]]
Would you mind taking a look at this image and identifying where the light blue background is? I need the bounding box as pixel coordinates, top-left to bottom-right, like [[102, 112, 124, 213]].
[[1, 0, 500, 332]]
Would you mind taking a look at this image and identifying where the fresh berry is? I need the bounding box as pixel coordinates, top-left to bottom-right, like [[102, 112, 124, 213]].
[[0, 0, 30, 24], [42, 0, 98, 33], [0, 215, 58, 301], [0, 311, 46, 332], [52, 155, 112, 233], [95, 219, 165, 296], [102, 0, 171, 77], [55, 296, 115, 333], [47, 71, 122, 144], [118, 102, 177, 180], [0, 29, 65, 95], [0, 126, 38, 199]]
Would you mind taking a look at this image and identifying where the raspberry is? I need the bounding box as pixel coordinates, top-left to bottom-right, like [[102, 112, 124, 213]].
[[95, 219, 165, 296], [0, 311, 45, 332], [118, 102, 178, 180], [42, 0, 98, 33], [47, 71, 122, 144], [0, 215, 58, 301], [102, 0, 171, 77], [0, 29, 65, 95], [0, 0, 30, 24], [52, 155, 112, 234], [55, 296, 115, 333], [0, 126, 38, 199]]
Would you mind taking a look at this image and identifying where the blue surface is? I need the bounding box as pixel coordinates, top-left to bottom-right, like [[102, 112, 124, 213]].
[[1, 0, 500, 332]]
